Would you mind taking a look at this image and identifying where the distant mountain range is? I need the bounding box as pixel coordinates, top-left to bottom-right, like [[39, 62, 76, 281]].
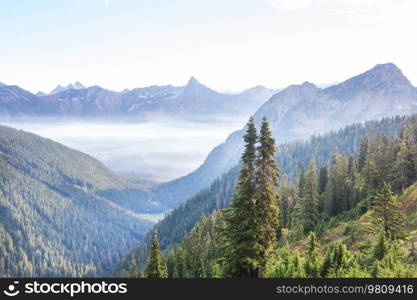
[[0, 78, 277, 119], [153, 63, 417, 207], [2, 63, 416, 209]]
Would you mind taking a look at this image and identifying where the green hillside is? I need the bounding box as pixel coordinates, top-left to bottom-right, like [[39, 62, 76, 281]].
[[0, 125, 155, 277], [114, 115, 410, 276], [299, 183, 417, 255], [116, 117, 410, 275], [146, 114, 417, 278], [163, 183, 417, 278]]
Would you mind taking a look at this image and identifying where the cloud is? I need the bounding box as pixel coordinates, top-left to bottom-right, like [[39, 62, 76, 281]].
[[269, 0, 313, 10]]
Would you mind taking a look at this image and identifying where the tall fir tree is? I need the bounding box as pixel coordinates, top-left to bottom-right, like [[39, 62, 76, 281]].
[[293, 164, 306, 228], [278, 175, 294, 229], [372, 183, 406, 240], [361, 153, 379, 208], [298, 163, 306, 200], [303, 156, 319, 233], [318, 165, 328, 221], [392, 139, 415, 193], [374, 134, 391, 185], [145, 230, 168, 278], [222, 117, 260, 278], [372, 231, 390, 261], [318, 165, 329, 195], [328, 148, 349, 216], [254, 117, 280, 276], [358, 136, 370, 172], [304, 232, 321, 278]]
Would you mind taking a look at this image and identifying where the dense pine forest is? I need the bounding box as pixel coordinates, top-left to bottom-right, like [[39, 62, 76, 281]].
[[0, 126, 156, 277], [117, 114, 417, 278]]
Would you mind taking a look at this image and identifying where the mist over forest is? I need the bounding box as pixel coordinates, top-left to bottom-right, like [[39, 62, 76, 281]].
[[3, 116, 247, 182]]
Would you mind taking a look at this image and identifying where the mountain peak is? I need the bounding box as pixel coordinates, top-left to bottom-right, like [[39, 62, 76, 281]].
[[73, 81, 85, 89], [371, 62, 400, 72], [183, 77, 211, 94], [50, 82, 86, 95], [302, 81, 316, 88], [186, 76, 202, 87], [241, 85, 273, 95], [327, 63, 413, 97], [359, 63, 411, 87]]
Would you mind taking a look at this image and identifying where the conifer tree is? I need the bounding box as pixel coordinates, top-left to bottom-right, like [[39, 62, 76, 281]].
[[321, 243, 352, 278], [254, 117, 280, 276], [145, 230, 168, 278], [372, 183, 406, 240], [318, 165, 328, 195], [331, 243, 351, 276], [328, 148, 349, 215], [278, 175, 293, 229], [304, 232, 321, 278], [298, 163, 306, 200], [392, 139, 415, 193], [349, 260, 367, 278], [222, 117, 260, 278], [361, 154, 379, 208], [289, 251, 305, 278], [374, 134, 391, 184], [274, 246, 291, 277], [346, 156, 359, 210], [292, 165, 306, 236], [303, 156, 319, 233], [175, 247, 186, 278], [320, 247, 333, 277], [129, 257, 139, 278], [358, 136, 370, 172], [372, 231, 390, 261]]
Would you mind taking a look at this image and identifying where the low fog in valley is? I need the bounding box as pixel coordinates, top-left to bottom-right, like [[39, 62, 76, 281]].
[[4, 117, 247, 182]]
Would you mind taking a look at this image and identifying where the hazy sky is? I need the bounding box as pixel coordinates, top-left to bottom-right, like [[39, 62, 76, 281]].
[[1, 0, 416, 93]]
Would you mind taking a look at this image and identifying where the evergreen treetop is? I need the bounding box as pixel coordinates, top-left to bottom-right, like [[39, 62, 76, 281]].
[[145, 230, 168, 278]]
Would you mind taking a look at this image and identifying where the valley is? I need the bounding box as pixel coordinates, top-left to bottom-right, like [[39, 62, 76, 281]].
[[1, 63, 417, 278]]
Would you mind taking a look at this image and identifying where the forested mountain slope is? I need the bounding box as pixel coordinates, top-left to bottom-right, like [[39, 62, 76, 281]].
[[0, 125, 155, 277], [153, 63, 417, 209], [149, 183, 417, 278], [114, 115, 408, 276], [118, 114, 417, 278], [291, 182, 417, 255]]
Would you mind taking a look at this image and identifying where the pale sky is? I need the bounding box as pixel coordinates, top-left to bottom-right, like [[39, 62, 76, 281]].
[[1, 0, 416, 93]]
